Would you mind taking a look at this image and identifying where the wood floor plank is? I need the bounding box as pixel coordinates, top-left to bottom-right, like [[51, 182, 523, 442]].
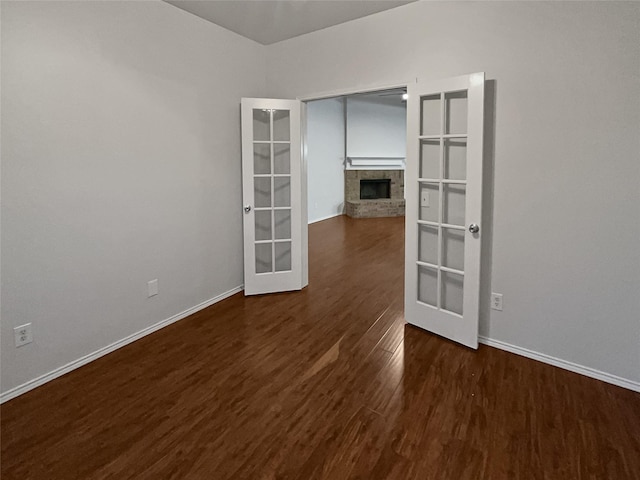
[[1, 215, 639, 479]]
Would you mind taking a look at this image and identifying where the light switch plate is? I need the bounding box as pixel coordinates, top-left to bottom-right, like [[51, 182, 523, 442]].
[[148, 279, 158, 297]]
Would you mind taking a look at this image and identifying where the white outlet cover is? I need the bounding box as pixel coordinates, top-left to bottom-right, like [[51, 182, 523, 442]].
[[491, 293, 503, 311], [14, 323, 33, 347]]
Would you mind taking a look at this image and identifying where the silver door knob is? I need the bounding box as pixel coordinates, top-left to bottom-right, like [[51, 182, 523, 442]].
[[244, 205, 251, 213], [468, 223, 479, 234]]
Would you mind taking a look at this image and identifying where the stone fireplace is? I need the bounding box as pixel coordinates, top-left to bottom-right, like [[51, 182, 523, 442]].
[[345, 169, 405, 218]]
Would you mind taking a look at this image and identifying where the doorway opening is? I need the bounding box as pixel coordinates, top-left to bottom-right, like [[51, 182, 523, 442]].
[[303, 86, 408, 225], [241, 74, 485, 348], [302, 85, 409, 295]]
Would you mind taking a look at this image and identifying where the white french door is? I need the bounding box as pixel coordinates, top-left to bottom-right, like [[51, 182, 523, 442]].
[[404, 73, 485, 348], [241, 98, 305, 295]]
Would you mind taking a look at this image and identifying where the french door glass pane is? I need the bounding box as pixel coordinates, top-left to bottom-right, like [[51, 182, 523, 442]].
[[445, 91, 468, 135], [441, 271, 464, 315], [418, 265, 437, 307], [255, 243, 272, 274], [274, 209, 291, 240], [443, 138, 467, 180], [252, 108, 294, 276], [420, 140, 440, 179], [421, 94, 441, 136], [254, 144, 271, 175], [442, 227, 465, 271], [273, 110, 290, 141], [274, 177, 291, 207], [274, 144, 291, 174], [275, 241, 292, 272], [442, 184, 465, 226], [253, 109, 270, 141], [419, 182, 439, 222], [254, 210, 272, 241], [418, 224, 438, 265], [254, 177, 272, 208]]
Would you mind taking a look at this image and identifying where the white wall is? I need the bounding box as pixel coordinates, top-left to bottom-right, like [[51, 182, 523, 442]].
[[266, 2, 640, 385], [346, 95, 406, 158], [1, 1, 265, 395], [306, 98, 345, 223]]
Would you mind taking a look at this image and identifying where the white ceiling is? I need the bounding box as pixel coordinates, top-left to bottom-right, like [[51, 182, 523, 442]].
[[165, 0, 416, 45]]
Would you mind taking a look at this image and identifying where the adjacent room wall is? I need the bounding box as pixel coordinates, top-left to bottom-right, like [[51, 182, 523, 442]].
[[266, 1, 640, 385], [306, 94, 407, 223], [346, 95, 406, 158], [306, 98, 345, 223], [1, 1, 266, 396]]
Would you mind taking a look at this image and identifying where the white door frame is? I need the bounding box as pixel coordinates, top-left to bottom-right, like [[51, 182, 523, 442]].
[[296, 80, 413, 291], [296, 81, 413, 102]]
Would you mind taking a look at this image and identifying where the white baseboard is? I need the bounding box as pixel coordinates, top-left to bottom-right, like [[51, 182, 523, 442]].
[[308, 212, 343, 224], [479, 336, 640, 393], [0, 285, 244, 404]]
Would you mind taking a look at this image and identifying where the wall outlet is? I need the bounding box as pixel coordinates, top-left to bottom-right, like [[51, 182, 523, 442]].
[[491, 293, 503, 311], [148, 279, 158, 297], [14, 323, 33, 347]]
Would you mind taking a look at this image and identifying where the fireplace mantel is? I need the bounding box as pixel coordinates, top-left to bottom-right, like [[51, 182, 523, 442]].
[[346, 156, 405, 171]]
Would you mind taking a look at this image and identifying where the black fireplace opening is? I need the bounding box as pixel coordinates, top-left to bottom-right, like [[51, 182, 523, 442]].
[[360, 179, 391, 200]]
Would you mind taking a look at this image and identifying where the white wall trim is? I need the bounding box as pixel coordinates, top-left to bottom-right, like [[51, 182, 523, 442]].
[[0, 285, 244, 404], [309, 213, 343, 225], [297, 80, 413, 102], [479, 336, 640, 393]]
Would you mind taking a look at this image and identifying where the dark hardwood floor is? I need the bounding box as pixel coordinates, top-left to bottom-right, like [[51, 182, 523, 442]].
[[2, 215, 639, 479]]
